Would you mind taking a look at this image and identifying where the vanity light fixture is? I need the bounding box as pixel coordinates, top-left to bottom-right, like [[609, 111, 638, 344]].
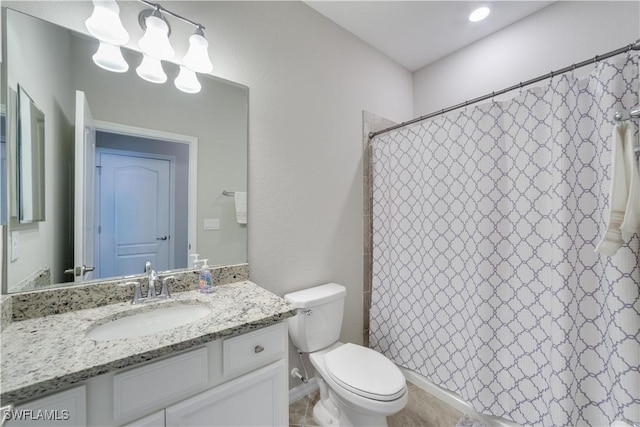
[[174, 66, 202, 93], [469, 5, 491, 22], [86, 0, 129, 73], [183, 27, 214, 74], [138, 7, 175, 61], [92, 42, 129, 73], [86, 0, 214, 94], [85, 0, 129, 46], [136, 54, 168, 84]]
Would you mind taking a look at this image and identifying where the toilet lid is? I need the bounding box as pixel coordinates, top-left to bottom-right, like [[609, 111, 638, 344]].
[[324, 343, 406, 401]]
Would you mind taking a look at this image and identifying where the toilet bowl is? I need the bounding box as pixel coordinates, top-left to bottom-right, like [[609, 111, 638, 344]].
[[285, 283, 407, 427]]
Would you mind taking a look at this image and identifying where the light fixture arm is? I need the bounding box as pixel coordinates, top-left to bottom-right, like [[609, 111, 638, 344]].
[[137, 0, 205, 30], [138, 8, 172, 36]]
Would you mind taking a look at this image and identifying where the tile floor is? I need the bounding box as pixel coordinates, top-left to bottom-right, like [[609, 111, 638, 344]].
[[289, 382, 465, 427]]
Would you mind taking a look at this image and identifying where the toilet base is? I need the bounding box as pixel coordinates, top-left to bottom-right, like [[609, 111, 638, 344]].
[[313, 399, 389, 427], [312, 379, 390, 427]]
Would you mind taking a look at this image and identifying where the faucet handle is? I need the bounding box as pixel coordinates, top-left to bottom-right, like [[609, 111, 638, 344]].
[[118, 281, 143, 304], [159, 276, 177, 299]]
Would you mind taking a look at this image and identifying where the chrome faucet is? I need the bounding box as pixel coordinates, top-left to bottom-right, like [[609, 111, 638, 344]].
[[119, 262, 175, 304], [145, 260, 158, 298]]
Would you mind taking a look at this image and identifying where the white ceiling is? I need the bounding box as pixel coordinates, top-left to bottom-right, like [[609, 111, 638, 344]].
[[305, 1, 554, 71]]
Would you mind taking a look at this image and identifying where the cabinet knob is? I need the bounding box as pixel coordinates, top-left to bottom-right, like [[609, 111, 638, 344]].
[[254, 345, 264, 353]]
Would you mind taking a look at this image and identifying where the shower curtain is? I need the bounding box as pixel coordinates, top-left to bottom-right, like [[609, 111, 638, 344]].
[[370, 53, 640, 427]]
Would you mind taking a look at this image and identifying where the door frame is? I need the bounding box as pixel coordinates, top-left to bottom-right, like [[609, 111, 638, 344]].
[[93, 120, 198, 266]]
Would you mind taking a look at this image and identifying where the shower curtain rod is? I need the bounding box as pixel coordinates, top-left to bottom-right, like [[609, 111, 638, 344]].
[[369, 39, 640, 140]]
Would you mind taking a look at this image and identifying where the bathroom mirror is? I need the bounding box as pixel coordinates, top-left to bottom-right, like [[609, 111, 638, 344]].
[[17, 85, 46, 224], [2, 8, 248, 293]]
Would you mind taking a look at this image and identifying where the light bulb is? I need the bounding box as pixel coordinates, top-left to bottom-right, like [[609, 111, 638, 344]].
[[174, 66, 201, 94], [183, 29, 213, 73], [85, 0, 129, 45], [138, 12, 174, 61], [136, 54, 167, 84], [469, 6, 491, 22], [92, 42, 129, 73]]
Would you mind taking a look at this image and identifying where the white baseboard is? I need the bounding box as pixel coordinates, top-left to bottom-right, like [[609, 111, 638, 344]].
[[289, 377, 319, 404], [400, 367, 520, 427]]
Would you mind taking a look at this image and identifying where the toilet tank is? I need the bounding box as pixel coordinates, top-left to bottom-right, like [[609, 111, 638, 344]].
[[284, 283, 346, 352]]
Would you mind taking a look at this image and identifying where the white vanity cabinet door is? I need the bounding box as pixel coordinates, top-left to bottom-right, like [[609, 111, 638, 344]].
[[113, 347, 208, 423], [121, 410, 165, 427], [165, 359, 287, 427], [5, 386, 86, 427]]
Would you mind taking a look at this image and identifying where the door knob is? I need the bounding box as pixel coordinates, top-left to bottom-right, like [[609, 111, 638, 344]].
[[156, 235, 169, 241], [64, 265, 95, 277]]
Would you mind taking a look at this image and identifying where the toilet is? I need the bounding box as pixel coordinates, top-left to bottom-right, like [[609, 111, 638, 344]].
[[284, 283, 408, 427]]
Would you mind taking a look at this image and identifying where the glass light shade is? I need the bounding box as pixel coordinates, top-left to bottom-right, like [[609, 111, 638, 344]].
[[183, 33, 213, 73], [174, 66, 201, 94], [138, 14, 175, 61], [469, 6, 491, 22], [92, 42, 129, 73], [85, 0, 129, 45], [136, 55, 167, 84]]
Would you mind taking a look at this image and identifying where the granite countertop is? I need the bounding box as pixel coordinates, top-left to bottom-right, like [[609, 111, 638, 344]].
[[0, 281, 296, 404]]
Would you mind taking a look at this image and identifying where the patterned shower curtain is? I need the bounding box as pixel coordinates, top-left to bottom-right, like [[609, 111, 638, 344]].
[[370, 53, 640, 427]]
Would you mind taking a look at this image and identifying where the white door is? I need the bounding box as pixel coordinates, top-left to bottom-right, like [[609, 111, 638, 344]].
[[165, 360, 287, 427], [73, 91, 96, 282], [97, 151, 172, 278]]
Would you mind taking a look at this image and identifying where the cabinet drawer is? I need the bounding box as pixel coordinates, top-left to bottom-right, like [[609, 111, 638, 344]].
[[113, 347, 208, 422], [223, 323, 285, 375]]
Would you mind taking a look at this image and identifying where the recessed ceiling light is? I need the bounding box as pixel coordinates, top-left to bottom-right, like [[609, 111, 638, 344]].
[[469, 6, 491, 22]]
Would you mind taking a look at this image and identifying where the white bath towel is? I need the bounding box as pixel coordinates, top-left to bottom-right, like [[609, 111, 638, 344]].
[[595, 122, 628, 256], [234, 191, 247, 224], [621, 122, 640, 234]]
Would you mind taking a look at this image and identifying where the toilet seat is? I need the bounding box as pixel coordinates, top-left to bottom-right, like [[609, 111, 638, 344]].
[[323, 343, 406, 401]]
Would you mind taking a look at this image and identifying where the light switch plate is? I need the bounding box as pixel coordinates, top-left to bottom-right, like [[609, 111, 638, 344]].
[[11, 231, 19, 262], [204, 219, 220, 230]]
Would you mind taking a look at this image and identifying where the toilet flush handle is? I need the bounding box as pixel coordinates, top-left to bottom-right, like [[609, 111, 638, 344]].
[[300, 309, 313, 316]]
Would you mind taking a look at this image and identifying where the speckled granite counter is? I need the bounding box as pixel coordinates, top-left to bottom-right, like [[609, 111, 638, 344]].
[[0, 281, 296, 404]]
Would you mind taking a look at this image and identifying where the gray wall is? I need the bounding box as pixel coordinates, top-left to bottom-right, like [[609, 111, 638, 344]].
[[413, 1, 640, 116]]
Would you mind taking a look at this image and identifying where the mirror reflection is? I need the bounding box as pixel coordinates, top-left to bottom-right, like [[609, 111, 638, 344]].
[[4, 8, 248, 293], [17, 85, 46, 223]]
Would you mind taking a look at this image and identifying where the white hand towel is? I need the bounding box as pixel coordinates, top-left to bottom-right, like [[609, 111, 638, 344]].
[[234, 191, 247, 224], [621, 122, 640, 234], [595, 122, 628, 256]]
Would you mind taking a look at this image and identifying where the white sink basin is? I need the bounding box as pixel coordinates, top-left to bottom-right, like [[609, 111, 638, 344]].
[[87, 304, 212, 341]]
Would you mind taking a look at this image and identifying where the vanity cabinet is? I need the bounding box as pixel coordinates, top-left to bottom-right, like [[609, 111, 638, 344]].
[[5, 386, 86, 427], [7, 323, 288, 427], [127, 360, 286, 427]]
